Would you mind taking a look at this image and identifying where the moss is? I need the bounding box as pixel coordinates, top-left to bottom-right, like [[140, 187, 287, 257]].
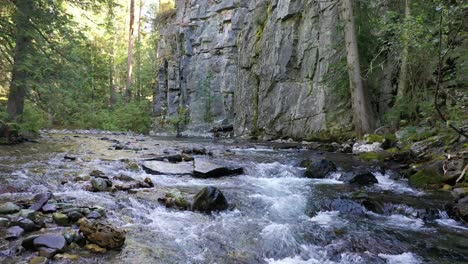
[[364, 134, 386, 143], [358, 152, 388, 162], [409, 168, 442, 188], [306, 130, 356, 143]]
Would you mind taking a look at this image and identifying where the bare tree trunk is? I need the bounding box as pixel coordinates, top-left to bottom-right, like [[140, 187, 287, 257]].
[[394, 0, 410, 125], [7, 0, 33, 122], [126, 0, 135, 101], [341, 0, 374, 135], [135, 0, 143, 101], [107, 0, 117, 107]]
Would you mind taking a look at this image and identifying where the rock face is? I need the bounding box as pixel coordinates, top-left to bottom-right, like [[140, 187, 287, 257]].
[[192, 186, 229, 213], [152, 0, 351, 139]]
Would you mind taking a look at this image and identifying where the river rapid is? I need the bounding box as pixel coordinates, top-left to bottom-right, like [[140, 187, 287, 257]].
[[0, 131, 467, 263]]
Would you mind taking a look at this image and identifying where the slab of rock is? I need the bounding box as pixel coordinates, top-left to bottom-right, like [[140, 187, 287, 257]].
[[0, 202, 20, 214], [352, 142, 384, 154], [301, 159, 337, 179], [340, 171, 378, 186], [142, 161, 193, 175], [193, 160, 243, 178], [6, 226, 24, 240], [33, 234, 67, 250], [29, 193, 53, 211], [324, 199, 365, 215], [78, 218, 125, 249], [192, 187, 229, 213]]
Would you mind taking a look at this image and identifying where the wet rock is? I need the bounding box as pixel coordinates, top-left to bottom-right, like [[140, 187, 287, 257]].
[[127, 162, 140, 171], [193, 160, 243, 178], [301, 159, 337, 179], [142, 160, 193, 175], [158, 190, 190, 210], [22, 235, 40, 250], [116, 175, 135, 182], [192, 187, 229, 213], [340, 171, 378, 186], [0, 202, 20, 214], [324, 199, 365, 215], [0, 245, 24, 257], [63, 229, 85, 245], [41, 204, 57, 213], [182, 147, 208, 155], [30, 193, 53, 211], [6, 226, 24, 240], [33, 234, 67, 250], [13, 217, 40, 232], [67, 211, 84, 223], [352, 142, 384, 154], [86, 211, 102, 219], [64, 155, 76, 161], [38, 247, 58, 258], [85, 244, 107, 253], [410, 136, 442, 156], [91, 178, 112, 192], [90, 170, 107, 179], [30, 256, 49, 264], [139, 177, 154, 188], [442, 157, 466, 185], [0, 217, 9, 227], [451, 188, 468, 200], [454, 197, 468, 223], [53, 213, 69, 226], [78, 218, 125, 249], [54, 253, 80, 261]]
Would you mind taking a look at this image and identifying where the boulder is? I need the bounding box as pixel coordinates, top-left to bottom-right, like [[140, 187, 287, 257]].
[[33, 234, 67, 250], [451, 188, 468, 201], [90, 170, 107, 178], [340, 171, 378, 186], [158, 190, 190, 210], [324, 199, 365, 215], [78, 218, 125, 249], [0, 217, 9, 227], [22, 235, 40, 250], [29, 193, 53, 211], [352, 142, 384, 154], [41, 204, 57, 213], [301, 159, 337, 179], [409, 168, 442, 188], [193, 160, 243, 178], [192, 187, 229, 213], [30, 256, 49, 264], [53, 213, 69, 226], [0, 202, 20, 214], [13, 217, 40, 232], [38, 247, 58, 258], [91, 178, 112, 192], [454, 197, 468, 223], [5, 226, 24, 240], [142, 161, 193, 175]]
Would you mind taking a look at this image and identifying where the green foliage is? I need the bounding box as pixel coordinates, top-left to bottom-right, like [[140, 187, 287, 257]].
[[168, 105, 190, 135], [18, 102, 50, 133], [409, 168, 442, 188]]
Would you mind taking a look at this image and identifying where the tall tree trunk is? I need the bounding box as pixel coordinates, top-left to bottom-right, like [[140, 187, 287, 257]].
[[394, 0, 410, 126], [107, 0, 117, 107], [126, 0, 135, 101], [135, 0, 143, 101], [341, 0, 374, 135], [7, 0, 33, 122]]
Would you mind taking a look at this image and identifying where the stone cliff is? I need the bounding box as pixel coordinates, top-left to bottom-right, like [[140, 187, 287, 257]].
[[153, 0, 352, 140]]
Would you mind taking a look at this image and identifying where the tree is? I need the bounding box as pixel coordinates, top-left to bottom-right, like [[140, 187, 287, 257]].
[[6, 0, 34, 122], [126, 0, 135, 101], [340, 0, 375, 135]]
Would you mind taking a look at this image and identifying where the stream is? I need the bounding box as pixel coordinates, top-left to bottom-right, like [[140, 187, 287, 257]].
[[0, 131, 467, 263]]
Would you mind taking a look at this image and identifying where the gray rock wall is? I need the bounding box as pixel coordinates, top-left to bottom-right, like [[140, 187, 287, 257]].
[[154, 0, 352, 140]]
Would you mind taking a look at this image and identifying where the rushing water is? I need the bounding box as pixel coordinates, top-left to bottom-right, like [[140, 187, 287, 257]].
[[0, 132, 467, 263]]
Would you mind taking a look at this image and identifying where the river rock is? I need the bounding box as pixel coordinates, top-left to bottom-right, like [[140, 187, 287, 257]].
[[67, 211, 84, 222], [29, 193, 53, 211], [340, 171, 378, 186], [182, 147, 208, 155], [352, 142, 384, 154], [13, 217, 40, 232], [19, 209, 37, 220], [90, 170, 107, 178], [158, 190, 190, 210], [54, 253, 80, 261], [86, 211, 102, 219], [142, 160, 193, 175], [0, 217, 9, 227], [193, 160, 243, 178], [0, 202, 20, 214], [41, 204, 57, 213], [301, 159, 337, 179], [192, 187, 229, 213], [22, 234, 40, 250], [116, 175, 135, 182], [53, 213, 69, 226], [78, 218, 125, 249], [324, 199, 365, 215], [454, 197, 468, 223], [91, 178, 112, 192], [85, 244, 107, 253], [33, 234, 67, 250], [6, 226, 24, 240], [38, 247, 58, 258], [30, 256, 49, 264], [451, 188, 468, 201]]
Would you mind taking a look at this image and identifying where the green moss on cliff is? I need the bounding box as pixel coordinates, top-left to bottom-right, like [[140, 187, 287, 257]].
[[409, 168, 442, 188]]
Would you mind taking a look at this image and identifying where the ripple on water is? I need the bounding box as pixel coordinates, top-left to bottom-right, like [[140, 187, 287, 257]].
[[378, 252, 422, 264]]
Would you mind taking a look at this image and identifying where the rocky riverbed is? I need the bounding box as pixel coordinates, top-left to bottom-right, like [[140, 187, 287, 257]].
[[0, 131, 467, 263]]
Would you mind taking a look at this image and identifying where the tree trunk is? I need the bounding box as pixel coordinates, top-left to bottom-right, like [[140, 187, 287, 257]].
[[341, 0, 374, 135], [394, 0, 410, 125], [135, 0, 143, 101], [126, 0, 135, 101], [7, 0, 33, 122], [107, 0, 117, 107]]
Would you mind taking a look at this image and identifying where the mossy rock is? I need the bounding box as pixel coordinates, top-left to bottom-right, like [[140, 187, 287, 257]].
[[409, 168, 443, 188], [358, 152, 388, 162], [364, 134, 386, 143]]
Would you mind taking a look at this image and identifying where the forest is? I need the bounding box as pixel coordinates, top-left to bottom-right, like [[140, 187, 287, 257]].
[[0, 0, 467, 264]]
